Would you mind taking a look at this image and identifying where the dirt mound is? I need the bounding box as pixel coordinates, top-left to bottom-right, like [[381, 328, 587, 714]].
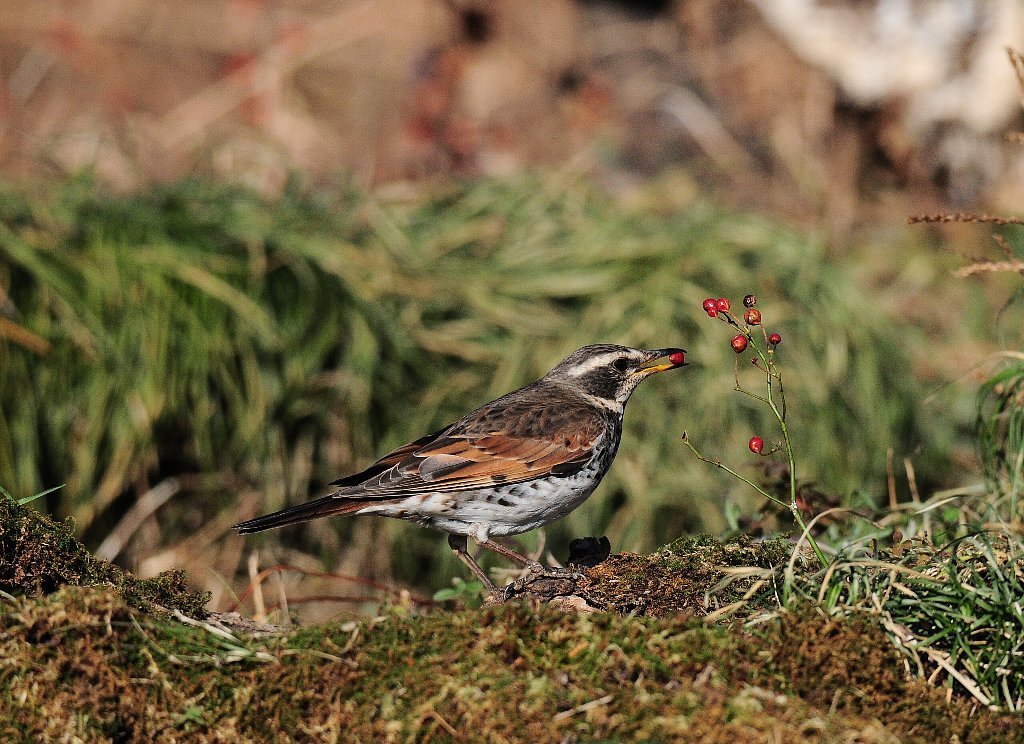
[[502, 534, 795, 618]]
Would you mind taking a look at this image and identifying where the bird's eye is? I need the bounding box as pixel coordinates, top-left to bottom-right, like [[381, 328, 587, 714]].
[[612, 357, 629, 372]]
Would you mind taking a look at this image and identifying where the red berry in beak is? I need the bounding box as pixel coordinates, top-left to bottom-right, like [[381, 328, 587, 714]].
[[749, 436, 764, 454], [702, 298, 717, 314], [743, 294, 756, 308], [744, 308, 761, 325], [716, 298, 731, 312], [669, 351, 686, 366], [768, 333, 782, 346], [731, 335, 748, 353]]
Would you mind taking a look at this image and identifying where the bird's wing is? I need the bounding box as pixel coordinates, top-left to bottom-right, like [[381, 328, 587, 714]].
[[333, 397, 607, 496], [233, 392, 608, 534], [327, 427, 449, 488]]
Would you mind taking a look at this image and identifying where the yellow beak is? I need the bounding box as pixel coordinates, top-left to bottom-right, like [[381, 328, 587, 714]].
[[634, 347, 688, 377]]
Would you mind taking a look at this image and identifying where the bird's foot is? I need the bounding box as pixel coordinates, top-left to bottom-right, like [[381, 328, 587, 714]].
[[523, 561, 578, 579], [495, 563, 583, 602]]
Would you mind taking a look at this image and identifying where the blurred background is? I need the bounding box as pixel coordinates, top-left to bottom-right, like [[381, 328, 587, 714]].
[[3, 0, 1024, 621]]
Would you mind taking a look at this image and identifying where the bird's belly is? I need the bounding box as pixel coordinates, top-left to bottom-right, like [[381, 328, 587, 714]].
[[458, 473, 601, 536], [364, 466, 606, 538]]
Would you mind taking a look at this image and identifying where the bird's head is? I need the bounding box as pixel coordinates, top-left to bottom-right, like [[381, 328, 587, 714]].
[[544, 344, 688, 406]]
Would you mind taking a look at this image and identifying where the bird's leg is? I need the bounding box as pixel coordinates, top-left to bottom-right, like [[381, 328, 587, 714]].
[[479, 538, 544, 572], [447, 533, 496, 591]]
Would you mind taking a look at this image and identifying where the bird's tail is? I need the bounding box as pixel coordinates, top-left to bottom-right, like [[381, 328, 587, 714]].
[[233, 495, 373, 534]]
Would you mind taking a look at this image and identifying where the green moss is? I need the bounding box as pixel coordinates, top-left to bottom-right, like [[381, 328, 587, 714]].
[[0, 496, 208, 617], [2, 586, 1020, 743]]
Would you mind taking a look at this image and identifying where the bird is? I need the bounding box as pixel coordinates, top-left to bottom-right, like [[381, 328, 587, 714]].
[[234, 344, 687, 590]]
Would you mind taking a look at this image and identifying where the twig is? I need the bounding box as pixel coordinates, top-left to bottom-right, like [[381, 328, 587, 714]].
[[552, 694, 614, 722], [425, 710, 460, 738], [661, 87, 753, 171]]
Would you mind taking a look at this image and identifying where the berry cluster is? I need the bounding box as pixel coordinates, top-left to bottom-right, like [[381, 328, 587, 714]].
[[700, 293, 787, 455], [684, 293, 828, 568], [701, 294, 781, 353]]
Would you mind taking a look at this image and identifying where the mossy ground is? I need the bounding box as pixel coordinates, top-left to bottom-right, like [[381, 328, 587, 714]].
[[2, 587, 1021, 743], [0, 497, 209, 617], [2, 498, 1021, 742]]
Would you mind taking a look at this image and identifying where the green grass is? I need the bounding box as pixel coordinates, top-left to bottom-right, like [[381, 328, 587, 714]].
[[0, 174, 983, 590], [978, 355, 1024, 511], [798, 527, 1024, 711]]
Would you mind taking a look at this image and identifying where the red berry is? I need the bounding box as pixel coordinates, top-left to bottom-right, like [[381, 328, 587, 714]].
[[702, 298, 717, 314], [716, 298, 731, 312], [706, 308, 718, 318], [743, 294, 756, 308], [768, 333, 782, 345], [668, 351, 686, 366], [731, 335, 748, 353], [744, 308, 761, 325], [749, 436, 764, 454]]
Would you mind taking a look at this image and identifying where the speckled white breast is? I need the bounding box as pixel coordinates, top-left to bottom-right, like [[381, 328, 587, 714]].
[[359, 430, 620, 540]]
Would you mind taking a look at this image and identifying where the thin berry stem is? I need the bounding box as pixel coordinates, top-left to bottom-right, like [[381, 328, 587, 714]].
[[764, 364, 827, 568], [734, 385, 771, 406], [681, 434, 790, 511]]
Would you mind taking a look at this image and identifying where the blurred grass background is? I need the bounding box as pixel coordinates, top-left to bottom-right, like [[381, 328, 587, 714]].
[[1, 171, 1012, 613], [3, 0, 1024, 619]]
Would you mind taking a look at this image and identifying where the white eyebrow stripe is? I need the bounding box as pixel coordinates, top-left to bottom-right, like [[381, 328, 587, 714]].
[[565, 352, 633, 377]]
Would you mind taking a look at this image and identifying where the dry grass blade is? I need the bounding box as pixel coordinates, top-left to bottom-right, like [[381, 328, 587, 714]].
[[1008, 47, 1024, 106], [94, 478, 181, 562], [552, 694, 614, 722], [0, 316, 50, 354], [954, 260, 1024, 278], [908, 213, 1024, 225]]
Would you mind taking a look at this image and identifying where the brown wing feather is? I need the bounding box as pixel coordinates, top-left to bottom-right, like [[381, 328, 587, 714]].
[[328, 427, 449, 487], [333, 389, 606, 496]]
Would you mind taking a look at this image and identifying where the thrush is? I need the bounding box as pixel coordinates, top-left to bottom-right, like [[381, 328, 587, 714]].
[[234, 344, 687, 589]]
